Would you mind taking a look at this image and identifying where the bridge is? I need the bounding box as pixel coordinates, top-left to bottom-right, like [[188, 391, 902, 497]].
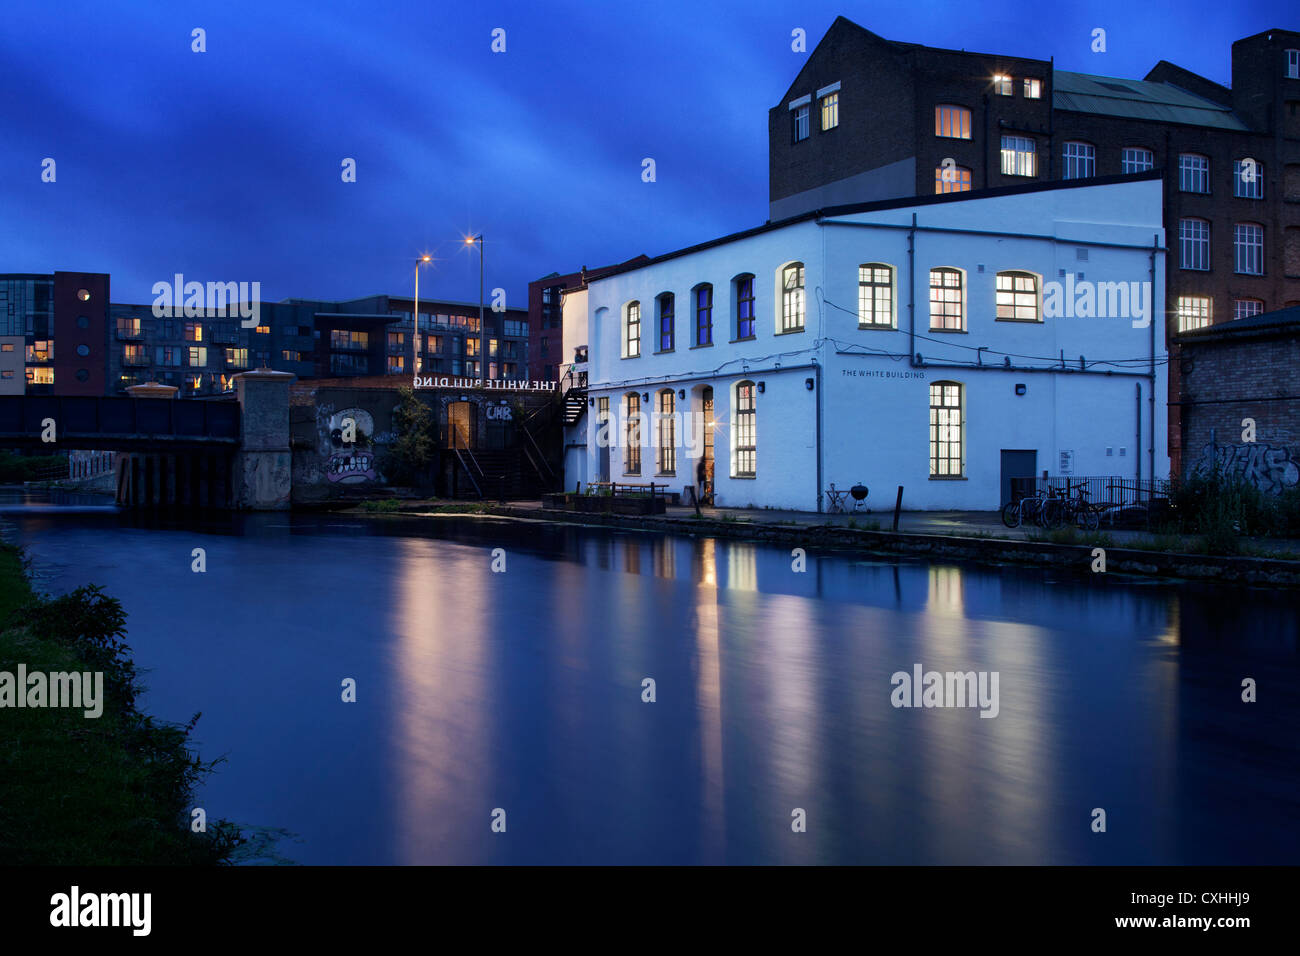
[[0, 372, 291, 509]]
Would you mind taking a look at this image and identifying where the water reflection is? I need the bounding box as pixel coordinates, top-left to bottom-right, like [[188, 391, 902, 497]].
[[2, 491, 1296, 864]]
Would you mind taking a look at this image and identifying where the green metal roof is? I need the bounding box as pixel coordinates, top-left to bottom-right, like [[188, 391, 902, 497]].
[[1053, 70, 1248, 130]]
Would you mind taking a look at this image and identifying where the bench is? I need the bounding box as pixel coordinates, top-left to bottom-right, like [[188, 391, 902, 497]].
[[587, 481, 681, 505]]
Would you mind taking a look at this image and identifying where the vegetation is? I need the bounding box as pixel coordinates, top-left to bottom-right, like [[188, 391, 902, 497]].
[[360, 498, 402, 513], [381, 387, 436, 487], [0, 544, 244, 864], [1025, 527, 1115, 548], [0, 451, 67, 484], [1157, 472, 1300, 555]]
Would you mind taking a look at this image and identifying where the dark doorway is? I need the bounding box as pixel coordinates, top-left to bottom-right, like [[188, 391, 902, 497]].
[[1000, 449, 1037, 506]]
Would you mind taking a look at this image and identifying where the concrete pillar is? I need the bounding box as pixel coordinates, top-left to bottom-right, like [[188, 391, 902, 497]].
[[232, 369, 296, 510]]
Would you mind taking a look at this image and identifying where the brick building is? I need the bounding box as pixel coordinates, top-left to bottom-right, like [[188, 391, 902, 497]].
[[527, 257, 650, 382], [1175, 304, 1300, 493], [0, 271, 110, 396], [769, 17, 1300, 470]]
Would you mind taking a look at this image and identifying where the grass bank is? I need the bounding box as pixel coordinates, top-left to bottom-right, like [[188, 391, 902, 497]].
[[0, 542, 243, 864]]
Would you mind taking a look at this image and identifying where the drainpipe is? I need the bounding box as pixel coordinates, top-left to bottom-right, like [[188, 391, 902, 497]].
[[1135, 382, 1142, 484], [908, 213, 917, 367], [815, 360, 824, 514], [1149, 234, 1157, 483]]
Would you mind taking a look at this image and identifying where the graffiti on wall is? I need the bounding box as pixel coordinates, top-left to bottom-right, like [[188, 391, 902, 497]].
[[324, 407, 378, 483], [1190, 439, 1299, 495]]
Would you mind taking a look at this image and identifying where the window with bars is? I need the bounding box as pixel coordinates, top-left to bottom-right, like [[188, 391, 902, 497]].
[[1000, 136, 1037, 177], [929, 268, 964, 331], [656, 390, 676, 475], [1062, 141, 1095, 178], [1234, 223, 1264, 275], [624, 393, 641, 474], [934, 164, 972, 193], [1176, 296, 1212, 331], [929, 382, 963, 477], [1179, 154, 1210, 193], [1179, 219, 1211, 271], [858, 264, 894, 327], [1122, 147, 1153, 173], [995, 272, 1039, 321], [780, 263, 805, 332], [934, 105, 971, 138], [657, 293, 674, 351], [695, 284, 713, 345], [735, 274, 755, 339], [733, 381, 756, 478]]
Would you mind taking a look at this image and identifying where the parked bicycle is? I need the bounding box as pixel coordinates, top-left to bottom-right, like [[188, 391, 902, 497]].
[[1001, 488, 1047, 528]]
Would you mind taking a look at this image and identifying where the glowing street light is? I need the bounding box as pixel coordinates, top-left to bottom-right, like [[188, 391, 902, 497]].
[[413, 255, 432, 382]]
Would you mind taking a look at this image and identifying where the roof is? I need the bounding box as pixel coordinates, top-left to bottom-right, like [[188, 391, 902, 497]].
[[1053, 70, 1249, 130], [1178, 305, 1300, 342]]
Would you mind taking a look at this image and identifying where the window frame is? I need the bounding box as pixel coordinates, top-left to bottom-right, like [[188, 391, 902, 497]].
[[934, 104, 972, 139], [1000, 135, 1037, 177], [778, 262, 805, 334], [1234, 222, 1264, 276], [1176, 295, 1212, 332], [995, 271, 1041, 322], [934, 164, 973, 193], [656, 389, 676, 476], [1062, 141, 1096, 179], [624, 393, 642, 475], [928, 267, 966, 332], [1234, 159, 1265, 199], [1122, 147, 1154, 174], [1023, 77, 1042, 99], [929, 381, 964, 479], [858, 263, 895, 328], [732, 380, 757, 479], [734, 273, 756, 341], [1179, 218, 1211, 271], [1179, 153, 1210, 193], [623, 300, 641, 358], [992, 74, 1013, 96], [656, 292, 675, 352]]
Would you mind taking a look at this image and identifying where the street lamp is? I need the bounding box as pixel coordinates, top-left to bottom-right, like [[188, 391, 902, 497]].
[[465, 235, 485, 382], [413, 255, 431, 384]]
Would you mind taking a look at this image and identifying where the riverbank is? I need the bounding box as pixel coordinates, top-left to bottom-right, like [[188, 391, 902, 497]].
[[0, 542, 243, 864], [346, 498, 1300, 587]]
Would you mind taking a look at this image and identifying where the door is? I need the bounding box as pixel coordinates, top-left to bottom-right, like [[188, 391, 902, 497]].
[[1000, 449, 1037, 506], [596, 396, 610, 482], [447, 401, 475, 449], [701, 387, 714, 502]]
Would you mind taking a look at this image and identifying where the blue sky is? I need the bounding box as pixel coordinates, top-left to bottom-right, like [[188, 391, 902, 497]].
[[1, 0, 1292, 307]]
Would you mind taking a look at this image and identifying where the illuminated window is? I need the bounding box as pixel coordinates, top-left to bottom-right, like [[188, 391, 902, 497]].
[[930, 382, 964, 477], [934, 164, 972, 193], [1176, 296, 1212, 332], [466, 337, 480, 356], [281, 350, 302, 362], [188, 346, 207, 366], [225, 348, 248, 368], [934, 105, 971, 139], [27, 367, 54, 385], [1023, 77, 1042, 99], [733, 381, 756, 478], [780, 263, 805, 332], [623, 301, 641, 358], [656, 389, 676, 475], [254, 324, 271, 335], [996, 272, 1040, 321], [184, 322, 203, 342], [387, 331, 405, 351], [1179, 219, 1210, 271], [821, 91, 839, 130], [624, 393, 641, 475], [1000, 136, 1037, 176], [123, 344, 148, 366], [1234, 223, 1264, 275], [1062, 141, 1095, 179], [858, 264, 894, 327], [929, 268, 964, 331], [388, 355, 405, 373], [116, 317, 141, 338], [1122, 147, 1154, 173], [993, 74, 1012, 95]]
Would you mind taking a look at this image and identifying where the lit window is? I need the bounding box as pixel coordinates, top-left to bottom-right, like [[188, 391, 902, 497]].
[[387, 331, 405, 351], [1062, 141, 1095, 179], [992, 74, 1012, 96], [1176, 296, 1212, 331], [388, 355, 405, 373], [657, 293, 674, 351], [624, 393, 641, 475], [858, 264, 894, 327], [1287, 49, 1299, 78], [123, 344, 147, 365], [934, 104, 971, 139], [929, 382, 964, 477], [934, 164, 972, 193], [225, 348, 248, 368], [254, 324, 270, 335], [780, 263, 805, 332], [1233, 299, 1264, 320], [1122, 147, 1153, 173], [1179, 219, 1211, 271], [929, 268, 964, 331], [187, 346, 208, 366], [1179, 154, 1210, 193], [116, 317, 141, 338], [735, 274, 755, 339], [185, 322, 203, 342], [733, 381, 756, 478], [1023, 77, 1042, 99], [995, 272, 1039, 321], [1234, 223, 1264, 275], [624, 301, 641, 357], [695, 284, 713, 346], [1000, 135, 1037, 176], [27, 367, 54, 385], [281, 350, 301, 362], [656, 390, 676, 475], [77, 289, 90, 302], [820, 91, 839, 130], [1234, 159, 1264, 199], [466, 337, 480, 356]]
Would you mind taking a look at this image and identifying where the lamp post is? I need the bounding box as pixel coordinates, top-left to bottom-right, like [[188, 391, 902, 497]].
[[413, 255, 431, 385], [465, 235, 485, 382]]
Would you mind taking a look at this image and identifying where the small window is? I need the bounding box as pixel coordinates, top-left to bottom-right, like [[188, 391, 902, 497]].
[[1179, 154, 1210, 193], [929, 268, 964, 331], [1062, 141, 1095, 179], [934, 104, 971, 139], [1023, 77, 1042, 99], [657, 293, 674, 351], [858, 264, 894, 327], [780, 263, 805, 332], [1234, 159, 1264, 199], [694, 284, 713, 346], [1233, 298, 1265, 320], [1122, 147, 1153, 173], [1287, 49, 1300, 78], [820, 92, 838, 130], [735, 274, 756, 340], [77, 289, 90, 302], [1000, 136, 1037, 177], [995, 272, 1039, 321], [934, 164, 972, 193], [1179, 218, 1211, 271], [929, 382, 964, 477], [1176, 296, 1212, 332], [793, 104, 810, 142], [1234, 223, 1264, 275], [992, 74, 1012, 96]]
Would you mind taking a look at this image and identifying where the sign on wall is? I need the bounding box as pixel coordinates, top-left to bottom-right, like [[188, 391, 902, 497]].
[[1059, 450, 1075, 475]]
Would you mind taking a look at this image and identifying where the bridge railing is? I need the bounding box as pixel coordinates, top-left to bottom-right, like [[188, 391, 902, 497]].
[[0, 396, 241, 443]]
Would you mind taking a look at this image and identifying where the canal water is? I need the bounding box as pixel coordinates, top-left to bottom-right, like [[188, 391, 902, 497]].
[[2, 489, 1297, 865]]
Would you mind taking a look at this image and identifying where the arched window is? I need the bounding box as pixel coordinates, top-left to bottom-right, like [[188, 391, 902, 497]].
[[624, 392, 641, 475], [693, 283, 713, 346], [995, 271, 1040, 322], [929, 268, 964, 331], [929, 382, 963, 478], [779, 262, 805, 333], [623, 301, 641, 358], [656, 389, 676, 475], [859, 264, 894, 327], [733, 273, 756, 340], [732, 380, 757, 478], [656, 293, 674, 352]]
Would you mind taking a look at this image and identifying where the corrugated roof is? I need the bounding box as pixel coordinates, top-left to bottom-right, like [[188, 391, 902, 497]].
[[1053, 70, 1248, 130]]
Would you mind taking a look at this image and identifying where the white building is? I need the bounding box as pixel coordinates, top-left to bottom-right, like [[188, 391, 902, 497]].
[[564, 175, 1169, 511]]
